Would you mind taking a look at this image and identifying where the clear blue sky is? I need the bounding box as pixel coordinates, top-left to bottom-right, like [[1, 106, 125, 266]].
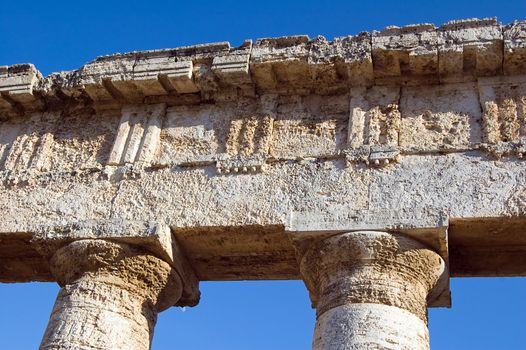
[[1, 0, 525, 349]]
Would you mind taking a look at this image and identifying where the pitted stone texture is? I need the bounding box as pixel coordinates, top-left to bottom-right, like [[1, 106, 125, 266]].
[[0, 19, 525, 287], [2, 18, 525, 115], [504, 20, 526, 75], [0, 64, 42, 111], [313, 303, 429, 350], [399, 82, 483, 152], [40, 239, 182, 350], [299, 231, 445, 350], [372, 24, 438, 85], [299, 231, 445, 321], [438, 18, 503, 82]]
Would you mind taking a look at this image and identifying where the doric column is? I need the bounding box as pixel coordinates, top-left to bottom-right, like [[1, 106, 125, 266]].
[[40, 239, 183, 350], [298, 231, 446, 350]]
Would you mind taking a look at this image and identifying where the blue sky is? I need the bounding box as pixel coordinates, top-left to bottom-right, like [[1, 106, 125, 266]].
[[1, 0, 526, 349], [1, 279, 526, 349]]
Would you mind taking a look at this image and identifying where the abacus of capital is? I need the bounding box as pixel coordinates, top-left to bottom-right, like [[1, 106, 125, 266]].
[[1, 17, 526, 349]]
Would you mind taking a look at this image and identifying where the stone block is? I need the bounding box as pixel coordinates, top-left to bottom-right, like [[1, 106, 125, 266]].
[[212, 40, 252, 86], [0, 64, 42, 112], [373, 24, 438, 84], [438, 18, 503, 82], [504, 20, 526, 75]]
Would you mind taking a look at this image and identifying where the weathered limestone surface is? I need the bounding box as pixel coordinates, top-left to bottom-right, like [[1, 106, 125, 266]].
[[1, 16, 526, 349], [298, 231, 446, 349], [40, 240, 183, 350], [0, 17, 525, 282]]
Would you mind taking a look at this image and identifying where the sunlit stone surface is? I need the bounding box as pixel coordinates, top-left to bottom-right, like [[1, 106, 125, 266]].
[[0, 17, 525, 349]]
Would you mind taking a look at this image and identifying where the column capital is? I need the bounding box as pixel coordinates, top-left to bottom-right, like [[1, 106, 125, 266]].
[[33, 220, 200, 307], [286, 207, 451, 307], [298, 230, 447, 321], [40, 239, 192, 350], [50, 239, 182, 311], [295, 231, 448, 349]]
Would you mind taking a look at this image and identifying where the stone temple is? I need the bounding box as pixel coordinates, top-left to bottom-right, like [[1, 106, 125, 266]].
[[0, 17, 525, 349]]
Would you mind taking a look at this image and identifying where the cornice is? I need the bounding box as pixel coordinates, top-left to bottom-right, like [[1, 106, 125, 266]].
[[1, 18, 525, 115]]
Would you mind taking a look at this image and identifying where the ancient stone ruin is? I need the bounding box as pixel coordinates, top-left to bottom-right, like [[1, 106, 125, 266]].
[[1, 17, 525, 349]]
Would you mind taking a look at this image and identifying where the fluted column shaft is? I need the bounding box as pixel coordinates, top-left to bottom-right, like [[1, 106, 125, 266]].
[[299, 231, 446, 350], [40, 239, 182, 350]]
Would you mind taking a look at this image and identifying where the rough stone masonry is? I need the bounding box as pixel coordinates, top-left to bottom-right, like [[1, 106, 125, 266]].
[[1, 17, 525, 349]]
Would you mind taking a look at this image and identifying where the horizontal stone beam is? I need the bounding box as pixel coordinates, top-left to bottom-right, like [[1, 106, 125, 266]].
[[0, 18, 525, 114]]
